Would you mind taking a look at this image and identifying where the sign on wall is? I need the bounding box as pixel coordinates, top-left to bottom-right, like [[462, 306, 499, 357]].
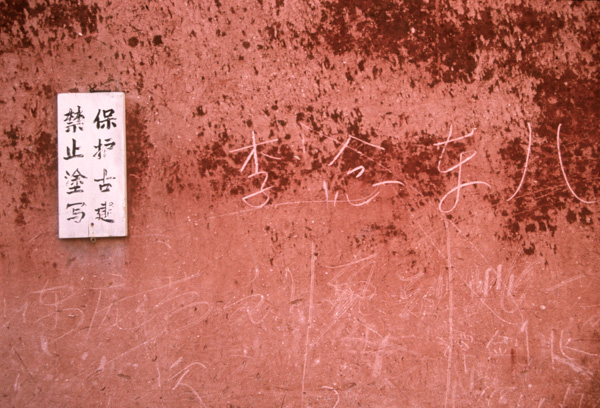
[[57, 92, 127, 239]]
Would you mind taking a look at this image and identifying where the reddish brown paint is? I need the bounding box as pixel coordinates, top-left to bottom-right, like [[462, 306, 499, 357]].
[[1, 1, 599, 407]]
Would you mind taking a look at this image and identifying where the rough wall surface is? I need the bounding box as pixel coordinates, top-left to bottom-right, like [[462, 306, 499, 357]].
[[1, 0, 599, 406]]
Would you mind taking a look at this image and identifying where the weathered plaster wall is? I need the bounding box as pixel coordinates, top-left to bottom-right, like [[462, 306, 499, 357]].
[[1, 0, 599, 406]]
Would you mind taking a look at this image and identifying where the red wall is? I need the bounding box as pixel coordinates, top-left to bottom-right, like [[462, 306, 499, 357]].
[[2, 1, 599, 406]]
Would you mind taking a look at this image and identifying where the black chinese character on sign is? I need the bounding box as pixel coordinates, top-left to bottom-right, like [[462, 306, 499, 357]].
[[93, 138, 116, 159], [95, 201, 114, 223], [63, 138, 83, 160], [64, 106, 85, 133], [94, 169, 116, 192], [93, 108, 117, 129], [66, 202, 86, 223], [65, 169, 87, 194]]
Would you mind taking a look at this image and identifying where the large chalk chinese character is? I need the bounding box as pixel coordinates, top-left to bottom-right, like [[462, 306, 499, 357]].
[[326, 133, 403, 206], [507, 123, 596, 204], [229, 131, 280, 208], [436, 126, 490, 213]]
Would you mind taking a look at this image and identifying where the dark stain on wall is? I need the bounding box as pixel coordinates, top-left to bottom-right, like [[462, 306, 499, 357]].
[[34, 131, 57, 176], [126, 103, 153, 198], [0, 0, 100, 49]]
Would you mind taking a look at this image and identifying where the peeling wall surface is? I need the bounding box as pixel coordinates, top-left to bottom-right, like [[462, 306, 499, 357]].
[[1, 0, 600, 406]]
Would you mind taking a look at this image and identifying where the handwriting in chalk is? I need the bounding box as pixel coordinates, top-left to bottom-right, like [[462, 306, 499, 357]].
[[321, 385, 340, 408], [435, 126, 491, 213], [310, 253, 377, 347], [170, 361, 207, 406], [549, 329, 595, 377], [325, 133, 404, 207], [218, 121, 596, 216], [397, 270, 444, 319], [229, 131, 280, 208], [225, 293, 269, 325], [508, 123, 597, 204]]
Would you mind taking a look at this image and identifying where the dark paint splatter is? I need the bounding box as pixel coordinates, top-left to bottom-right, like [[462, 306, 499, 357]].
[[0, 0, 100, 49], [152, 35, 163, 46], [523, 242, 535, 255], [128, 36, 139, 47], [34, 131, 57, 175], [566, 209, 577, 224], [316, 1, 499, 83], [15, 212, 26, 226], [126, 104, 153, 197]]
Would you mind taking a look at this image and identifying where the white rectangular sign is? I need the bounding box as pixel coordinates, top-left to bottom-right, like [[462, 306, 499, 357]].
[[57, 92, 127, 239]]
